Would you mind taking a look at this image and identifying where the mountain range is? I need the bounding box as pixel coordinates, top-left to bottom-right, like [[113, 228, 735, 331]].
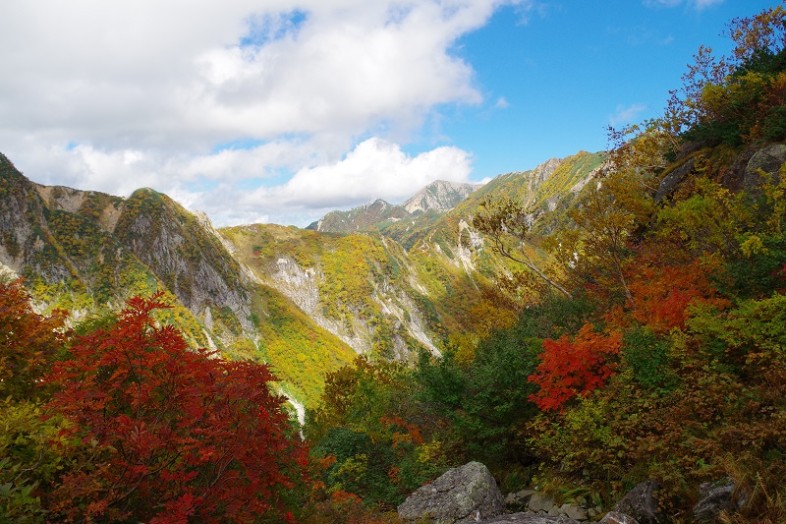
[[0, 150, 604, 409], [306, 180, 479, 233]]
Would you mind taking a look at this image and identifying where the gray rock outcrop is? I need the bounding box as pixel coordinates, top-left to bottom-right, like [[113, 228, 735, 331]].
[[655, 157, 695, 202], [692, 479, 744, 522], [398, 461, 505, 523], [612, 480, 665, 524], [403, 180, 479, 215], [505, 489, 536, 511], [558, 503, 587, 521], [599, 511, 640, 524], [527, 492, 558, 514], [743, 143, 786, 190], [477, 514, 579, 523]]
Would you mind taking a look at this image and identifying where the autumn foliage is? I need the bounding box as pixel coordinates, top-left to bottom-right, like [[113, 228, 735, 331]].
[[0, 278, 67, 400], [528, 323, 622, 412], [625, 254, 730, 333], [39, 292, 308, 523]]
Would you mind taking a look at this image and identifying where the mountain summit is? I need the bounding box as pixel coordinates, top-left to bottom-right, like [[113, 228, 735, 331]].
[[403, 180, 479, 215], [306, 198, 409, 232], [307, 180, 479, 233]]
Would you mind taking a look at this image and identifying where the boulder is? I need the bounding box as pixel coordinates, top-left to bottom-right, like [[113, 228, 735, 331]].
[[612, 480, 665, 524], [655, 157, 695, 202], [505, 489, 536, 510], [587, 507, 602, 519], [477, 514, 579, 524], [558, 503, 588, 521], [743, 143, 786, 190], [693, 479, 744, 522], [599, 511, 640, 524], [398, 461, 505, 523], [527, 492, 558, 514]]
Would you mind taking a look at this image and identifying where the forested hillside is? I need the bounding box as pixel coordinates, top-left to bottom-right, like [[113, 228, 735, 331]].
[[304, 5, 786, 523], [0, 146, 602, 407]]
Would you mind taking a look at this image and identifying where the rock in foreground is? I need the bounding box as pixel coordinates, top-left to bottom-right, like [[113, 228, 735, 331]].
[[477, 513, 580, 523], [612, 480, 664, 524], [398, 461, 505, 523], [599, 512, 640, 524]]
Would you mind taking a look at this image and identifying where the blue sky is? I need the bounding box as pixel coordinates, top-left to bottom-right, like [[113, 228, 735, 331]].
[[425, 0, 776, 181], [0, 0, 778, 226]]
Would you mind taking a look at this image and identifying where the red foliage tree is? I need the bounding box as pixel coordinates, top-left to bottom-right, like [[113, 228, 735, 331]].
[[45, 293, 307, 523], [0, 278, 67, 400], [627, 256, 728, 334], [528, 323, 622, 412]]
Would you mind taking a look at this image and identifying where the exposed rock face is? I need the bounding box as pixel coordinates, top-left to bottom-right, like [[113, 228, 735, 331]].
[[114, 188, 252, 331], [398, 462, 505, 523], [612, 480, 665, 524], [1, 148, 606, 409], [308, 181, 478, 233], [655, 158, 695, 202], [531, 158, 562, 185], [0, 155, 253, 337], [557, 503, 587, 521], [269, 256, 367, 350], [265, 253, 439, 357], [0, 153, 59, 278], [692, 479, 743, 523], [743, 143, 786, 190], [505, 489, 536, 510], [307, 198, 410, 232], [0, 155, 144, 293], [403, 180, 479, 215], [599, 512, 640, 524], [477, 514, 579, 524]]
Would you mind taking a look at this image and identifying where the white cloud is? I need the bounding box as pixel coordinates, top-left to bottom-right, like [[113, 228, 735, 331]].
[[232, 137, 473, 225], [0, 1, 504, 149], [8, 136, 472, 227], [494, 97, 511, 109], [643, 0, 723, 10], [693, 0, 724, 9], [609, 103, 647, 127], [0, 0, 516, 224]]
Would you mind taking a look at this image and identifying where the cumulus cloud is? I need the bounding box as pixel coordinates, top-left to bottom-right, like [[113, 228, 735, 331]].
[[0, 0, 520, 224], [643, 0, 723, 10], [182, 137, 473, 226], [609, 103, 647, 127], [230, 138, 472, 225], [2, 0, 493, 144], [6, 136, 472, 227]]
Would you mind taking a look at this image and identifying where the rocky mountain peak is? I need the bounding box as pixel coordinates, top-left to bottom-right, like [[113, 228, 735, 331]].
[[306, 198, 408, 233], [403, 180, 479, 215]]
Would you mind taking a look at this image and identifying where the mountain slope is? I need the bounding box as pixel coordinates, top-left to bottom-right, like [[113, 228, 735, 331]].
[[307, 180, 479, 234], [381, 151, 604, 250], [221, 224, 443, 359], [0, 153, 355, 408], [306, 199, 409, 232], [0, 149, 605, 406], [402, 180, 479, 215]]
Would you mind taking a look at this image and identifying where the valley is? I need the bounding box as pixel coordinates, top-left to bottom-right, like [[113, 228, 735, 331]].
[[0, 149, 603, 408], [2, 4, 786, 522]]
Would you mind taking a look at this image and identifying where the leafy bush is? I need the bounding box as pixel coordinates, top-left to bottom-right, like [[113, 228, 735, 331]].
[[45, 293, 308, 523], [622, 327, 676, 391]]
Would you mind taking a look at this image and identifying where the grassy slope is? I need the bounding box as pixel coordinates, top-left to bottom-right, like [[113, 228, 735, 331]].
[[222, 224, 433, 351]]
